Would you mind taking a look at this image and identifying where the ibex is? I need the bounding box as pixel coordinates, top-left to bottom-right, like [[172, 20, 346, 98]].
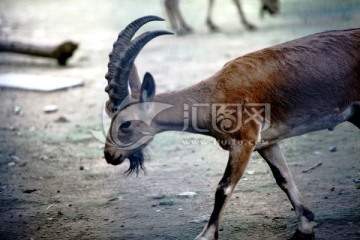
[[103, 16, 360, 240], [163, 0, 279, 34]]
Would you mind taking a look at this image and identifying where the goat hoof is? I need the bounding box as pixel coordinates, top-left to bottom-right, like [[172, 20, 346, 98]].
[[208, 26, 221, 33], [246, 24, 257, 31], [293, 229, 315, 240]]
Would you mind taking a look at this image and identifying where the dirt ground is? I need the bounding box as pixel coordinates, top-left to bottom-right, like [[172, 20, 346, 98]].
[[0, 0, 359, 239]]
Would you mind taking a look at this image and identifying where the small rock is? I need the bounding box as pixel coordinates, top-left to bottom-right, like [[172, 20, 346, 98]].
[[10, 155, 19, 161], [19, 162, 27, 167], [109, 197, 122, 202], [159, 200, 174, 206], [152, 194, 166, 200], [23, 189, 37, 194], [40, 155, 49, 161], [43, 105, 58, 113], [192, 215, 210, 223], [246, 170, 255, 175], [329, 146, 337, 152], [177, 192, 196, 198], [79, 166, 84, 171], [55, 116, 69, 123], [7, 161, 16, 167], [14, 106, 21, 115]]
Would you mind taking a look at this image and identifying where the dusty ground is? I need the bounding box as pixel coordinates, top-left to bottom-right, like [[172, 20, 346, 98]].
[[0, 0, 359, 239]]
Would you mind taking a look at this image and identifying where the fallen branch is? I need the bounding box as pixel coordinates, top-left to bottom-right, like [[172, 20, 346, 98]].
[[302, 162, 322, 173], [0, 38, 78, 66]]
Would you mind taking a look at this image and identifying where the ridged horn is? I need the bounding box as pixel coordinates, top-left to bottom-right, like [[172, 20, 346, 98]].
[[105, 15, 165, 83], [108, 29, 173, 110]]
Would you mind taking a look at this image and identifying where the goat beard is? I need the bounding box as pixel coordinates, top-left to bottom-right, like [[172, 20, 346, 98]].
[[125, 149, 146, 176]]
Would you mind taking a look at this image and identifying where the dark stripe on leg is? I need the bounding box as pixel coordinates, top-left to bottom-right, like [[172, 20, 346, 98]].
[[267, 161, 287, 186], [209, 185, 227, 225], [299, 204, 315, 221], [348, 104, 360, 128]]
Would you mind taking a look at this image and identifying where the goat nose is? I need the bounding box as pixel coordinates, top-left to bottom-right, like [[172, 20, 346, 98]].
[[104, 151, 113, 164]]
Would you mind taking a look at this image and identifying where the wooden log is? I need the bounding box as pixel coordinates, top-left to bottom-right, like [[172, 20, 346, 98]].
[[0, 38, 78, 66]]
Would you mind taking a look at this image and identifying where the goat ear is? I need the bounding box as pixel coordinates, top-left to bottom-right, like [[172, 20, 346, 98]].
[[140, 72, 156, 102], [105, 100, 114, 117]]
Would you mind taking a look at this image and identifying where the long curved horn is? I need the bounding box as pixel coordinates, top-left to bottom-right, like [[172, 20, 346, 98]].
[[105, 15, 164, 83], [107, 25, 173, 111]]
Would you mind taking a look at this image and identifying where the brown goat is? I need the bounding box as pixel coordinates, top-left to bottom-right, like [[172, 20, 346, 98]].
[[102, 16, 360, 240], [163, 0, 279, 34]]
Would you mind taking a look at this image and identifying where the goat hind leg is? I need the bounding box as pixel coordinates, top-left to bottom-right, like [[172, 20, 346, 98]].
[[232, 0, 256, 30], [164, 0, 180, 34], [258, 143, 315, 239], [173, 0, 193, 35], [206, 0, 221, 32]]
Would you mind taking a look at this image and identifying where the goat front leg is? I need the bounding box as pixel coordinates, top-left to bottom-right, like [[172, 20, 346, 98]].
[[196, 141, 255, 240], [258, 143, 316, 239]]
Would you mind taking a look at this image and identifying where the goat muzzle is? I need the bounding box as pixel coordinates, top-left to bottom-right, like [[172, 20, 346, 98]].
[[104, 150, 124, 165]]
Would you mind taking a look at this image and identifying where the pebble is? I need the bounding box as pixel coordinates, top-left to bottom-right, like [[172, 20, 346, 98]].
[[246, 170, 255, 175], [159, 200, 174, 206], [23, 189, 37, 194], [152, 194, 166, 200], [329, 146, 337, 152], [7, 162, 16, 167], [13, 106, 21, 115], [10, 155, 19, 161], [43, 105, 58, 113], [177, 192, 196, 198], [55, 116, 69, 123]]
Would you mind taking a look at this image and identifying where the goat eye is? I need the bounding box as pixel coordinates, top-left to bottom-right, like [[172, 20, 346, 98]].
[[120, 121, 131, 130]]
